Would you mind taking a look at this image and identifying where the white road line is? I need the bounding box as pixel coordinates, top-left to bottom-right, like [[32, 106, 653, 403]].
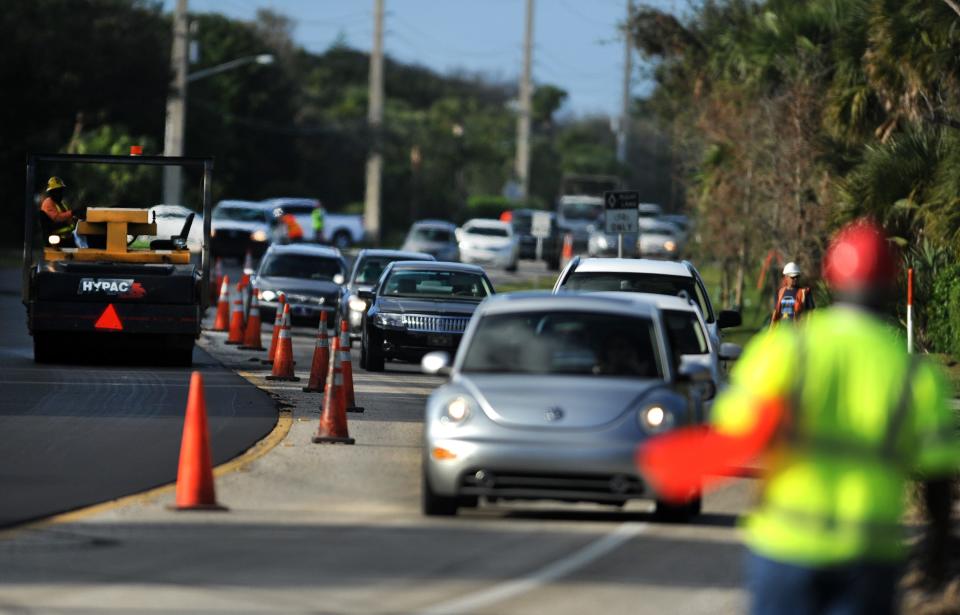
[[416, 522, 648, 615]]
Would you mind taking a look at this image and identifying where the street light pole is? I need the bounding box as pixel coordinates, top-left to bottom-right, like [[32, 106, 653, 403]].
[[161, 0, 274, 206], [162, 0, 189, 206]]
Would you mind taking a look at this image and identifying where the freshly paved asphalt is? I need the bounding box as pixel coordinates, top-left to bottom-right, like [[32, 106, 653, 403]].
[[0, 268, 277, 528]]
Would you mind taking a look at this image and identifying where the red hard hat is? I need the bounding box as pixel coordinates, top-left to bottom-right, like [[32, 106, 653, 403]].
[[822, 219, 898, 291]]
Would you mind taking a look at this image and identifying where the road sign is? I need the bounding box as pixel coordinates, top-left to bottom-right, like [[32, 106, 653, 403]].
[[603, 190, 639, 234], [531, 211, 552, 239]]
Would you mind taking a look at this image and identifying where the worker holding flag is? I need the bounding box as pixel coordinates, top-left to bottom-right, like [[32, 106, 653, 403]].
[[638, 219, 959, 615]]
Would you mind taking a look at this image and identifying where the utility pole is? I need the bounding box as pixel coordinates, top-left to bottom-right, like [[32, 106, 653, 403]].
[[163, 0, 189, 205], [616, 0, 634, 164], [514, 0, 534, 201], [363, 0, 385, 245]]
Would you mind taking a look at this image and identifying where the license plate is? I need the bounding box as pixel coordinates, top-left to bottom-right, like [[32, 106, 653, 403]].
[[427, 334, 452, 347]]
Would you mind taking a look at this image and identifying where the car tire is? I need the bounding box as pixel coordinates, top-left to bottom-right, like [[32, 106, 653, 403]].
[[505, 261, 518, 273], [33, 332, 55, 364], [422, 472, 459, 516], [654, 496, 701, 523], [547, 256, 561, 271], [332, 230, 351, 250], [364, 327, 385, 372]]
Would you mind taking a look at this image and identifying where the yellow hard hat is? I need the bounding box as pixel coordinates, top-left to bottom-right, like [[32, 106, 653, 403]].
[[46, 176, 66, 191]]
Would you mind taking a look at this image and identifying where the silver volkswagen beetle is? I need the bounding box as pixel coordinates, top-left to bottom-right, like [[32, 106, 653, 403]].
[[420, 291, 711, 519]]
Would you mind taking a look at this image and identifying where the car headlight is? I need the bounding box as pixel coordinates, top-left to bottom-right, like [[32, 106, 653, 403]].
[[664, 240, 677, 252], [250, 230, 269, 242], [639, 405, 674, 433], [441, 396, 472, 424], [260, 290, 277, 302], [48, 234, 61, 246], [374, 312, 404, 328], [348, 295, 367, 312], [596, 235, 609, 249]]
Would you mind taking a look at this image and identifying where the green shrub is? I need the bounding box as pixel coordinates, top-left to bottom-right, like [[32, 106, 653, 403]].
[[927, 263, 960, 357]]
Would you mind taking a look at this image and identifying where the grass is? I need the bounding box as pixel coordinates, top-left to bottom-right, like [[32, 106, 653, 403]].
[[495, 275, 557, 294], [929, 354, 960, 397]]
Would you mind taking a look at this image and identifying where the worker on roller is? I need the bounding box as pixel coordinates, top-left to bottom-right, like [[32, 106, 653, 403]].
[[638, 219, 960, 615], [771, 261, 815, 325], [40, 176, 82, 248]]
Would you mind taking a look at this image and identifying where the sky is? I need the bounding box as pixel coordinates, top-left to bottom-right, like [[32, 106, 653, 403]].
[[165, 0, 679, 118]]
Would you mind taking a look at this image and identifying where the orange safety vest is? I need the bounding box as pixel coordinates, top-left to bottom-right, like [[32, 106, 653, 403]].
[[772, 286, 810, 324], [282, 214, 303, 240]]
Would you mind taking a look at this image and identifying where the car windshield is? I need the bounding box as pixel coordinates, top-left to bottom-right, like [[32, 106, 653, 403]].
[[560, 202, 603, 221], [663, 309, 709, 356], [260, 254, 342, 281], [411, 227, 452, 243], [462, 311, 663, 378], [464, 226, 508, 237], [381, 270, 490, 300], [213, 206, 265, 223], [563, 272, 713, 322], [354, 257, 410, 285]]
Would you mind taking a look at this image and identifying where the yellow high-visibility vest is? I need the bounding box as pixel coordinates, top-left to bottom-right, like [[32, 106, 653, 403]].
[[712, 306, 960, 565]]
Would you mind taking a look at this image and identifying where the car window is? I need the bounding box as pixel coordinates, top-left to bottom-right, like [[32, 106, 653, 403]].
[[260, 254, 343, 281], [354, 257, 408, 285], [663, 309, 709, 356], [381, 270, 490, 299], [411, 227, 452, 242], [562, 271, 709, 320], [213, 206, 266, 223], [464, 226, 509, 237], [462, 311, 663, 378], [281, 205, 314, 215]]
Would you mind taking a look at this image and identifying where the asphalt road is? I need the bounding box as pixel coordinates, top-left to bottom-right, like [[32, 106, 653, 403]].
[[0, 308, 755, 614], [0, 269, 277, 528]]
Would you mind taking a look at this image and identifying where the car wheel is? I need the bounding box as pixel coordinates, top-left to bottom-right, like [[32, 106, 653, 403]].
[[33, 332, 55, 364], [364, 327, 385, 372], [505, 260, 518, 273], [422, 472, 459, 516], [332, 231, 351, 250], [359, 327, 369, 369], [547, 256, 561, 271], [654, 496, 701, 523]]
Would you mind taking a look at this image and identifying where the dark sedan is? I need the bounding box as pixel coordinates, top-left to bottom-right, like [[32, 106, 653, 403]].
[[359, 262, 494, 371], [339, 249, 435, 341], [254, 244, 347, 326]]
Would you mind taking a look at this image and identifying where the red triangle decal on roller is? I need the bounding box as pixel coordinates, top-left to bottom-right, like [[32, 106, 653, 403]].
[[95, 304, 123, 330]]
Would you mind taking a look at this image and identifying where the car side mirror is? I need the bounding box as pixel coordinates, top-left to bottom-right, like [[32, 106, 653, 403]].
[[677, 357, 712, 383], [719, 342, 742, 361], [357, 289, 375, 301], [421, 351, 451, 376], [718, 309, 742, 329]]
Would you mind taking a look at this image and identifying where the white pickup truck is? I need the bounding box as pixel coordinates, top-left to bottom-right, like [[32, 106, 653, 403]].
[[261, 198, 365, 248]]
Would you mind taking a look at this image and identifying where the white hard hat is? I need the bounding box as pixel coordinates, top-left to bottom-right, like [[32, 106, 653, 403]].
[[783, 262, 801, 277]]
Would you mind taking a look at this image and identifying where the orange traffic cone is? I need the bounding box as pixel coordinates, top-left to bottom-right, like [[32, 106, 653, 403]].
[[261, 293, 286, 365], [240, 287, 264, 350], [212, 275, 230, 331], [225, 282, 245, 344], [211, 257, 224, 305], [302, 311, 330, 392], [174, 372, 225, 510], [313, 335, 355, 445], [242, 249, 255, 275], [266, 304, 299, 381], [339, 319, 364, 413], [561, 233, 574, 266]]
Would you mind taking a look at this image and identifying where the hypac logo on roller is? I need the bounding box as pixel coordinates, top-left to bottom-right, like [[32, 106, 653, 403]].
[[78, 278, 146, 299]]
